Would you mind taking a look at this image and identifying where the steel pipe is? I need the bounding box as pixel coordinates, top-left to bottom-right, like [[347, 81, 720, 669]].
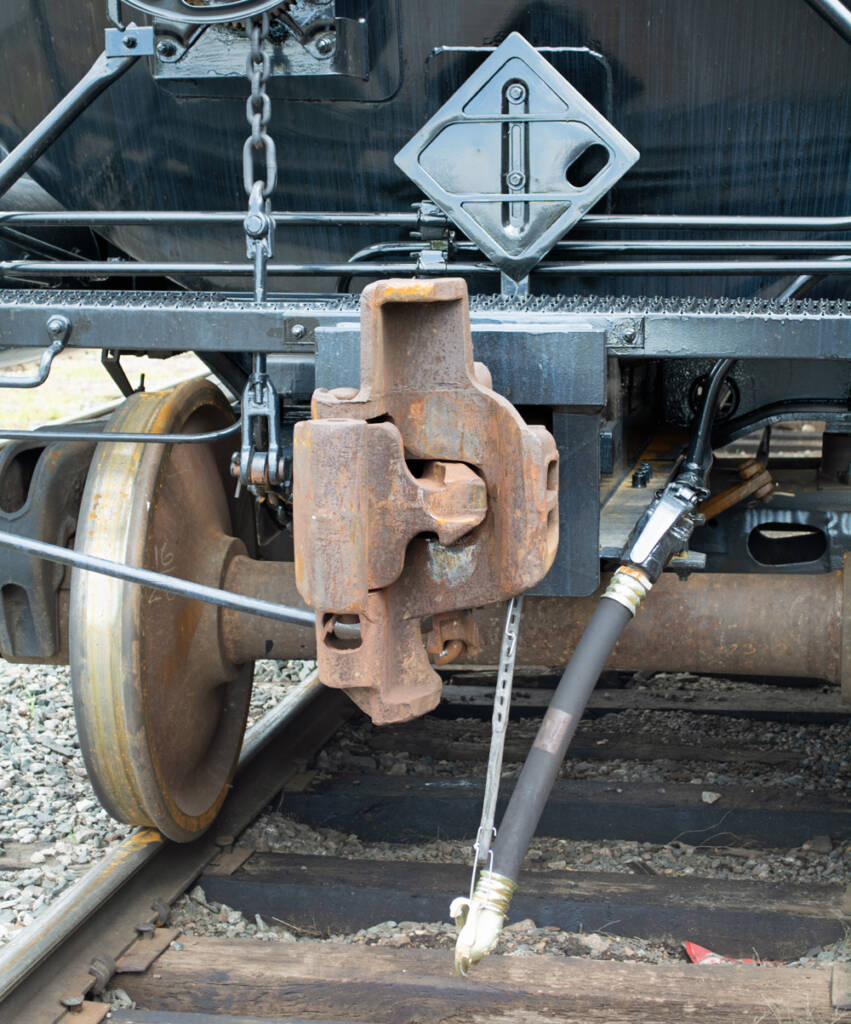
[[1, 210, 850, 231], [0, 421, 241, 445], [582, 214, 851, 231], [470, 570, 845, 685], [208, 562, 847, 687], [806, 0, 851, 43], [0, 211, 420, 227], [3, 259, 851, 280]]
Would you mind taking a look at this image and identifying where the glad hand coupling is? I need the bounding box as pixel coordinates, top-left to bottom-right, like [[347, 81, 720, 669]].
[[292, 278, 559, 725]]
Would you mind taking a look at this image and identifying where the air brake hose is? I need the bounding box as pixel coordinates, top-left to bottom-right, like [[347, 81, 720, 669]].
[[452, 358, 735, 974], [486, 577, 640, 881], [452, 567, 649, 973]]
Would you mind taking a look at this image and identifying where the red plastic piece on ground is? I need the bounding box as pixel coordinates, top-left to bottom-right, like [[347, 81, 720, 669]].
[[683, 941, 786, 966]]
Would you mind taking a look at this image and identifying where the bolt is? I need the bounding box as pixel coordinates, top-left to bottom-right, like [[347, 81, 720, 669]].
[[244, 212, 267, 238], [230, 452, 241, 478], [507, 82, 527, 102], [123, 33, 137, 49], [135, 921, 155, 938], [215, 834, 235, 848], [267, 17, 287, 44], [290, 322, 306, 340], [46, 315, 69, 337], [314, 32, 335, 56], [60, 995, 83, 1012], [621, 323, 637, 343], [631, 461, 652, 488], [330, 386, 358, 401], [156, 38, 178, 59], [506, 170, 526, 188], [151, 898, 171, 927]]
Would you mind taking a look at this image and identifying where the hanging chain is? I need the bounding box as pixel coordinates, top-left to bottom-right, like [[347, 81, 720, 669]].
[[235, 14, 285, 494], [468, 594, 524, 895], [243, 13, 277, 202], [243, 12, 276, 304]]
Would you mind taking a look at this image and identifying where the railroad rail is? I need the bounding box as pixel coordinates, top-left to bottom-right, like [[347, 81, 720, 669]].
[[0, 672, 353, 1024]]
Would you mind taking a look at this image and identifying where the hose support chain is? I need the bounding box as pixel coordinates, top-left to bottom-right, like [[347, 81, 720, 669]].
[[449, 596, 524, 976], [452, 358, 735, 975], [473, 594, 524, 868]]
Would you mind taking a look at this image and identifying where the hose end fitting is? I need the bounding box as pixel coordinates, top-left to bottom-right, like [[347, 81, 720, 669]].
[[451, 870, 516, 976], [603, 565, 652, 617]]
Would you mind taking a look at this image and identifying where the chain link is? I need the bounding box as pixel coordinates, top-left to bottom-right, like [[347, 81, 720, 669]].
[[242, 13, 277, 198], [470, 593, 524, 889], [236, 15, 281, 495], [241, 13, 277, 307]]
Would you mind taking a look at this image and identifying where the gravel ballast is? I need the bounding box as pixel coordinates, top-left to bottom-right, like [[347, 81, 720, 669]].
[[0, 658, 310, 945], [0, 661, 847, 971]]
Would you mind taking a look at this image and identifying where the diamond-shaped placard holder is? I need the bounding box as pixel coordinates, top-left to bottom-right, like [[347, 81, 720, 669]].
[[394, 32, 639, 281]]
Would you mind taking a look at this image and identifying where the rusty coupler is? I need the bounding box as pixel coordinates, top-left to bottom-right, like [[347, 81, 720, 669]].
[[293, 278, 558, 724]]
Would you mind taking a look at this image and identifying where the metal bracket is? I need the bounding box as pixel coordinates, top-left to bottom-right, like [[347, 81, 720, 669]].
[[416, 245, 449, 274], [104, 25, 155, 58], [609, 317, 644, 351], [101, 349, 143, 398], [236, 360, 286, 492]]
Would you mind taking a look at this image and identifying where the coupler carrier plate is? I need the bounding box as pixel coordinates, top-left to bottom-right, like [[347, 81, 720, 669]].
[[294, 278, 558, 724]]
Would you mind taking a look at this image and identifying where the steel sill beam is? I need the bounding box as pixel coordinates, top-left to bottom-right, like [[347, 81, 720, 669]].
[[0, 290, 847, 360]]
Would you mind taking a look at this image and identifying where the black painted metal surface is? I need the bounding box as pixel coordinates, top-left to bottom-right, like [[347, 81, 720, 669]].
[[0, 1, 849, 298]]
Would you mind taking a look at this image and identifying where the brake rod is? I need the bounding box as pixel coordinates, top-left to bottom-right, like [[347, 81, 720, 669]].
[[0, 529, 315, 626]]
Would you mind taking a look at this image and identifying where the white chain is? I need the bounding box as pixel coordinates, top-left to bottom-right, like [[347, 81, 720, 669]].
[[469, 594, 523, 892]]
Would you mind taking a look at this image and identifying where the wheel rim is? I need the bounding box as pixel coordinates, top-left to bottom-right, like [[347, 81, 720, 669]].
[[70, 379, 253, 842]]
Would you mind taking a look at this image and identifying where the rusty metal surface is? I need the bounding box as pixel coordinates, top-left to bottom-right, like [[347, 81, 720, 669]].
[[468, 570, 844, 685], [215, 554, 847, 690], [220, 554, 315, 665], [425, 610, 480, 666], [114, 928, 180, 975], [70, 380, 254, 842], [293, 278, 558, 724], [698, 457, 775, 521], [0, 438, 95, 662]]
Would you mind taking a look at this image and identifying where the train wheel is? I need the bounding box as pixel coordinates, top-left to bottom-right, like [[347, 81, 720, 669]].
[[70, 378, 253, 842]]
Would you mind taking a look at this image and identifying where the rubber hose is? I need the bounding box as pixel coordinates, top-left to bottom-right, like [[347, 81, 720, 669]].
[[490, 595, 633, 882]]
